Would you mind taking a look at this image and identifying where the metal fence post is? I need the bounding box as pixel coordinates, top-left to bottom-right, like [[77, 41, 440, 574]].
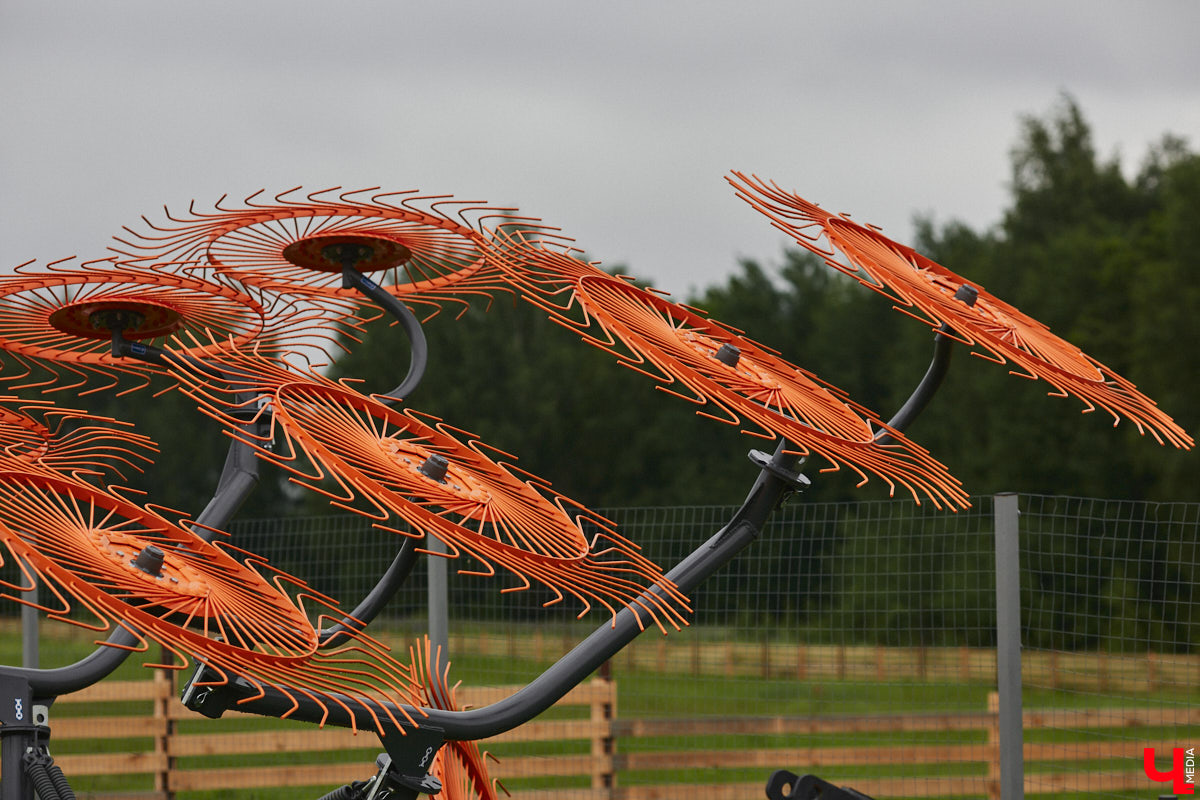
[[22, 579, 38, 670], [428, 536, 449, 667], [994, 492, 1024, 800]]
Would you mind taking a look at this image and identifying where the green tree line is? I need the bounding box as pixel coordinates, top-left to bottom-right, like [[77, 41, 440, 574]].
[[326, 97, 1198, 512], [4, 97, 1195, 649], [38, 97, 1191, 516]]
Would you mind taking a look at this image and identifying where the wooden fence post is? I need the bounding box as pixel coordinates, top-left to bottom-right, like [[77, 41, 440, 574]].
[[153, 666, 174, 799], [986, 691, 1001, 800], [591, 678, 617, 799]]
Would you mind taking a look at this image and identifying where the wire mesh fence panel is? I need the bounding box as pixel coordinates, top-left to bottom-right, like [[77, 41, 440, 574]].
[[355, 498, 994, 799], [598, 499, 999, 800], [21, 494, 1196, 799], [1018, 496, 1200, 799]]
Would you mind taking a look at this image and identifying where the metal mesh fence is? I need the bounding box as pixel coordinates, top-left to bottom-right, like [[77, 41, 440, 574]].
[[1018, 496, 1200, 799], [10, 494, 1197, 799], [224, 497, 1004, 798]]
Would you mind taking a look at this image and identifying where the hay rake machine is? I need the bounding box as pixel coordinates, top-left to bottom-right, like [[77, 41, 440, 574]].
[[0, 178, 1189, 800]]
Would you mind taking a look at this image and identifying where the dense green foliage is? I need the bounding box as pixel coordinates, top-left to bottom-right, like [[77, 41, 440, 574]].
[[3, 98, 1195, 650], [6, 97, 1190, 515], [327, 97, 1198, 510], [31, 97, 1190, 515]]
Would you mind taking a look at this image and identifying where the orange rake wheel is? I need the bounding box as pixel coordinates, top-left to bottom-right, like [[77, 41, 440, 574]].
[[0, 470, 427, 732], [489, 233, 967, 509], [163, 347, 689, 630], [0, 258, 267, 394], [0, 471, 316, 654], [0, 395, 157, 482], [729, 172, 1193, 449], [269, 383, 692, 630], [111, 187, 563, 319]]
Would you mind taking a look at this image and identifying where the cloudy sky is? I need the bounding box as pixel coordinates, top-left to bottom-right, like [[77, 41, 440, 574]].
[[2, 1, 1198, 298]]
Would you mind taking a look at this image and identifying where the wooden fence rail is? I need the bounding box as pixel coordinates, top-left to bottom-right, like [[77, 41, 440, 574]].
[[606, 692, 1196, 799], [39, 676, 614, 798], [21, 678, 1196, 799], [453, 630, 1200, 693]]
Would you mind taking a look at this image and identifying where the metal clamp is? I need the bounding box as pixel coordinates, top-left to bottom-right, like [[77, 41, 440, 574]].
[[748, 449, 811, 489]]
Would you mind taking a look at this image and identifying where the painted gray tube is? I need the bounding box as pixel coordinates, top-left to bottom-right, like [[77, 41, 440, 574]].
[[186, 445, 803, 740]]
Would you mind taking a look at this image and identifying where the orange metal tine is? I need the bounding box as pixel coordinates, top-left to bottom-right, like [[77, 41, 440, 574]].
[[110, 187, 562, 319], [265, 397, 689, 629], [162, 345, 691, 631], [0, 471, 317, 654], [219, 286, 374, 370], [0, 471, 427, 731], [0, 257, 267, 395], [410, 638, 503, 800], [0, 395, 157, 483], [485, 235, 968, 510], [480, 225, 606, 303], [432, 740, 501, 800], [729, 171, 1194, 450]]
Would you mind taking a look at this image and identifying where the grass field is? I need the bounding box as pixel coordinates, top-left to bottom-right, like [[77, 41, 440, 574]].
[[3, 620, 1197, 800]]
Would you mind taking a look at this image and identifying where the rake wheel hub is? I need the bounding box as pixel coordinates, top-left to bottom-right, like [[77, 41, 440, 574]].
[[282, 234, 412, 274], [48, 299, 184, 341], [89, 529, 209, 596], [381, 438, 494, 506], [678, 330, 782, 391]]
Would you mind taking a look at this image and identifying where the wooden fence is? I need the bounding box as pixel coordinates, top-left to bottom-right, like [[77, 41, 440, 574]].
[[31, 678, 1197, 799], [43, 675, 615, 799], [605, 694, 1197, 799], [455, 629, 1200, 693]]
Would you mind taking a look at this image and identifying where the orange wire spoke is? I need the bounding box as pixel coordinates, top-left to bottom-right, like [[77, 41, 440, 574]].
[[0, 395, 158, 482], [0, 471, 315, 654], [0, 258, 267, 394], [163, 346, 690, 630], [410, 639, 502, 800], [729, 171, 1193, 449], [111, 187, 566, 318], [0, 469, 427, 730], [488, 232, 967, 510]]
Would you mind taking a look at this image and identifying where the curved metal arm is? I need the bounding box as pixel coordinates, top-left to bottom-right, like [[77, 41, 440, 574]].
[[876, 284, 978, 445], [6, 625, 141, 699], [107, 335, 269, 539], [189, 416, 272, 539], [183, 442, 808, 740], [341, 267, 428, 402], [874, 324, 956, 446], [318, 537, 421, 648]]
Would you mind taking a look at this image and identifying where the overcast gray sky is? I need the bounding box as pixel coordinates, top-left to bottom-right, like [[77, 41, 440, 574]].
[[2, 1, 1198, 298]]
